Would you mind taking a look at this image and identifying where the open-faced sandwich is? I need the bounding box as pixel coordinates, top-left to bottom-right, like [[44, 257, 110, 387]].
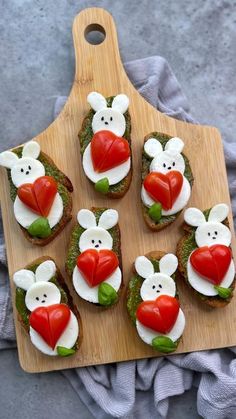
[[0, 141, 73, 245], [66, 208, 122, 307], [127, 252, 186, 353], [13, 257, 82, 356], [177, 203, 235, 307], [141, 133, 193, 231], [79, 92, 132, 197]]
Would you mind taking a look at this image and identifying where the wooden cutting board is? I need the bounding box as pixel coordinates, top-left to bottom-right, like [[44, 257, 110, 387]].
[[1, 7, 235, 373]]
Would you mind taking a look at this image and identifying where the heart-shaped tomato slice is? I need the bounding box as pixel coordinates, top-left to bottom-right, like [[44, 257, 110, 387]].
[[190, 244, 232, 285], [143, 171, 183, 210], [91, 130, 130, 172], [29, 304, 71, 349], [136, 295, 180, 334], [76, 249, 119, 287], [18, 176, 57, 217]]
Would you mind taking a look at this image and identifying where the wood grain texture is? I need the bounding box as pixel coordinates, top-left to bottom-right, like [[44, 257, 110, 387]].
[[0, 7, 235, 373]]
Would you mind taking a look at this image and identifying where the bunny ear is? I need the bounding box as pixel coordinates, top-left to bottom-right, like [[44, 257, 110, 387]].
[[184, 207, 206, 227], [13, 269, 35, 291], [165, 137, 184, 153], [35, 260, 56, 282], [77, 209, 97, 229], [144, 138, 163, 158], [135, 256, 154, 278], [22, 141, 41, 159], [159, 254, 178, 276], [98, 209, 118, 229], [87, 92, 107, 112], [208, 203, 229, 223], [111, 94, 129, 114], [0, 151, 19, 169]]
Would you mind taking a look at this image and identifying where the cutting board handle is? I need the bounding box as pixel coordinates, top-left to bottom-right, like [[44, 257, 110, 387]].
[[72, 8, 130, 94]]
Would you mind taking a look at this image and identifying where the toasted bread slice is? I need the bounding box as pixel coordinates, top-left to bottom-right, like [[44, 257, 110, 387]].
[[141, 132, 194, 231], [78, 96, 132, 198], [177, 220, 235, 308], [14, 256, 82, 355], [66, 207, 123, 307], [127, 251, 182, 353], [8, 148, 73, 245]]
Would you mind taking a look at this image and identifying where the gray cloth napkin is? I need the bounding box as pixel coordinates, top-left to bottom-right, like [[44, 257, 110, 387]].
[[1, 55, 236, 419]]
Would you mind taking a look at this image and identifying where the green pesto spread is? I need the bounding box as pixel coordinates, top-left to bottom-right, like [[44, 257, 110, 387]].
[[127, 257, 176, 324], [78, 96, 131, 195], [66, 208, 120, 275], [7, 147, 70, 237], [15, 262, 68, 328], [179, 209, 231, 302], [142, 132, 194, 226]]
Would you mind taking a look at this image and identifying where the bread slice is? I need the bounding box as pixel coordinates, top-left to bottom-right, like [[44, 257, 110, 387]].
[[14, 256, 82, 354], [127, 251, 182, 353], [176, 220, 235, 308], [8, 148, 73, 245], [78, 96, 132, 198], [66, 207, 123, 307], [141, 132, 194, 231]]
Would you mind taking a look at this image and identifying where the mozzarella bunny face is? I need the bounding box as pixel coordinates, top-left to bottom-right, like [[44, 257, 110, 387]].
[[184, 204, 231, 248], [0, 141, 45, 187], [87, 92, 129, 137], [135, 254, 178, 301], [13, 260, 60, 311], [144, 137, 185, 175], [77, 209, 119, 252]]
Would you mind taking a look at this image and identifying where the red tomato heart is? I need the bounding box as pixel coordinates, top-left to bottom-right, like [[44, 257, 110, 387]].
[[18, 176, 57, 217], [76, 249, 119, 287], [136, 295, 180, 334], [143, 171, 183, 210], [29, 304, 71, 349], [91, 130, 130, 172], [190, 244, 232, 285]]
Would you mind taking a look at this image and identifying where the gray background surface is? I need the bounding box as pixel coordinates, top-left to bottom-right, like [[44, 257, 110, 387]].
[[1, 0, 235, 417]]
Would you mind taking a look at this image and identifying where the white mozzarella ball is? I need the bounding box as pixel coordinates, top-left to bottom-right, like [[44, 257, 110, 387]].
[[11, 157, 45, 187], [150, 151, 185, 175], [92, 109, 126, 136], [195, 222, 231, 248], [79, 227, 113, 252], [140, 273, 176, 301], [25, 282, 61, 311]]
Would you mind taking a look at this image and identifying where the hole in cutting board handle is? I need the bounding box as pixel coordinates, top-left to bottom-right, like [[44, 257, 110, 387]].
[[84, 24, 106, 45]]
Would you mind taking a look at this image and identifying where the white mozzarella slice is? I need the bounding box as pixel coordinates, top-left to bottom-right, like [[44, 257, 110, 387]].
[[30, 311, 79, 356], [11, 158, 45, 188], [14, 192, 63, 229], [92, 109, 126, 136], [140, 273, 176, 301], [144, 138, 162, 158], [187, 256, 235, 296], [82, 143, 131, 185], [79, 227, 113, 252], [72, 266, 122, 303], [98, 209, 118, 230], [25, 282, 61, 311], [195, 222, 231, 248], [13, 269, 35, 291], [141, 176, 191, 215], [35, 260, 56, 282], [136, 309, 185, 345], [134, 256, 154, 279]]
